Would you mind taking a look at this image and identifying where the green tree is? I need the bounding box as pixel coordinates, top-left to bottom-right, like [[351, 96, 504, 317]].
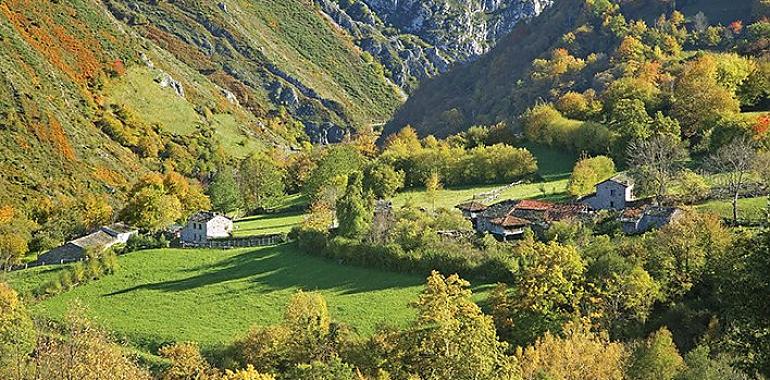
[[609, 98, 653, 143], [121, 174, 183, 231], [239, 154, 285, 212], [567, 156, 616, 196], [336, 172, 371, 239], [208, 166, 242, 214], [284, 358, 355, 380], [363, 161, 405, 199], [646, 211, 731, 300], [627, 328, 685, 380], [676, 345, 750, 380], [304, 145, 364, 204], [676, 170, 710, 203], [500, 241, 586, 345], [717, 228, 770, 376]]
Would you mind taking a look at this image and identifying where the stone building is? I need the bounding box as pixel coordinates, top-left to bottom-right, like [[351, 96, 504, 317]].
[[180, 211, 233, 244]]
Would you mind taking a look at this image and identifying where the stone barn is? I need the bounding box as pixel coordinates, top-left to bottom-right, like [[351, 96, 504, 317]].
[[37, 223, 138, 264]]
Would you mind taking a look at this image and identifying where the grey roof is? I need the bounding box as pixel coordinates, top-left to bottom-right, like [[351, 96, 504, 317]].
[[188, 211, 229, 223], [599, 173, 634, 187], [70, 231, 118, 249], [102, 223, 137, 235], [479, 200, 519, 219]]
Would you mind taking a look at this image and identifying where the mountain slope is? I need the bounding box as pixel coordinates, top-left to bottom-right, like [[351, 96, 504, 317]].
[[386, 0, 764, 138]]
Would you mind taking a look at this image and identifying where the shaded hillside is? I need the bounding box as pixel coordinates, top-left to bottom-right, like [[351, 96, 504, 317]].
[[387, 0, 764, 138]]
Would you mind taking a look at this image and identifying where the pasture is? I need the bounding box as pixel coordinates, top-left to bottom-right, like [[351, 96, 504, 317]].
[[5, 245, 426, 351], [696, 196, 768, 221]]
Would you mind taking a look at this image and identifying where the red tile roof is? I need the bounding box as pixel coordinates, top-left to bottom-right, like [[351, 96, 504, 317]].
[[515, 199, 555, 211]]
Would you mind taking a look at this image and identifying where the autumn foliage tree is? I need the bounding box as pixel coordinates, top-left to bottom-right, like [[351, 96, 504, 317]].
[[121, 172, 210, 231]]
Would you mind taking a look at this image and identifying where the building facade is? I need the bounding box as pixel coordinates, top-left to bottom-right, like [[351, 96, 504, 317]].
[[180, 211, 234, 244], [582, 176, 635, 211]]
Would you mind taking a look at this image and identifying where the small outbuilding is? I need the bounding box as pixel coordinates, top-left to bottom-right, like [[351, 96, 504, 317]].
[[620, 206, 683, 235], [180, 211, 233, 244], [37, 223, 138, 264]]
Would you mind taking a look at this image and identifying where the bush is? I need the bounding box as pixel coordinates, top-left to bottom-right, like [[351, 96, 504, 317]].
[[36, 250, 120, 298], [122, 233, 169, 253]]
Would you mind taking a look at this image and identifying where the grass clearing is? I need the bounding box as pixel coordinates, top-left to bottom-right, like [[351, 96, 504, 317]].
[[696, 196, 768, 220], [392, 178, 570, 210], [5, 245, 427, 351], [105, 67, 202, 136], [521, 143, 580, 179], [234, 212, 305, 236]]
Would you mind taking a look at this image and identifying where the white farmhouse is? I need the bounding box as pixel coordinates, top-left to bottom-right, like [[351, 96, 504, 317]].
[[581, 174, 635, 211], [180, 211, 233, 244]]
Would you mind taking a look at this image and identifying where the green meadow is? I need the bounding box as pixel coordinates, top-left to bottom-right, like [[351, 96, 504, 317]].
[[4, 246, 426, 351]]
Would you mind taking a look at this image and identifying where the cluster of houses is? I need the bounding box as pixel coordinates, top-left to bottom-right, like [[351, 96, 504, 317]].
[[458, 175, 683, 240]]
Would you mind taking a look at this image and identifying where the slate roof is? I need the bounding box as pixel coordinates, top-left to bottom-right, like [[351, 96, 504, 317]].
[[102, 223, 137, 235], [479, 200, 520, 219], [70, 230, 118, 249], [544, 204, 589, 221], [491, 215, 532, 228], [188, 211, 228, 223], [598, 173, 635, 187], [480, 199, 586, 228], [456, 201, 488, 212]]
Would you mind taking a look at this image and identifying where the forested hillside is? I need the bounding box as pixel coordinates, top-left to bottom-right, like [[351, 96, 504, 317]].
[[388, 0, 770, 139]]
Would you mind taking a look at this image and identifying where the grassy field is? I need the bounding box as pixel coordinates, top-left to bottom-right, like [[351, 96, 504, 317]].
[[392, 178, 570, 210], [4, 245, 427, 351], [696, 196, 768, 220], [522, 143, 580, 180], [233, 212, 305, 236]]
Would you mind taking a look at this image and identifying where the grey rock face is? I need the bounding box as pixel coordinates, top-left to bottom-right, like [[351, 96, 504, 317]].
[[304, 122, 348, 145], [156, 73, 185, 98], [316, 0, 551, 91]]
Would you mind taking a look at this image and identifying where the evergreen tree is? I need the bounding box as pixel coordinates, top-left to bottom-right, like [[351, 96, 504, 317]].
[[208, 166, 242, 214]]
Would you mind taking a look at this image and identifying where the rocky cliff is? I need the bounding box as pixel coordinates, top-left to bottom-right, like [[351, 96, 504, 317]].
[[316, 0, 551, 92]]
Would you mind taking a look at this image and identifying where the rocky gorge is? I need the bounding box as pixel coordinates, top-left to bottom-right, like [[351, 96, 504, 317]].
[[316, 0, 552, 92]]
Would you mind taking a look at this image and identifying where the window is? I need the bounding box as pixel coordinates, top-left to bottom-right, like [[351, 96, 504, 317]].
[[610, 189, 615, 196], [610, 201, 615, 208]]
